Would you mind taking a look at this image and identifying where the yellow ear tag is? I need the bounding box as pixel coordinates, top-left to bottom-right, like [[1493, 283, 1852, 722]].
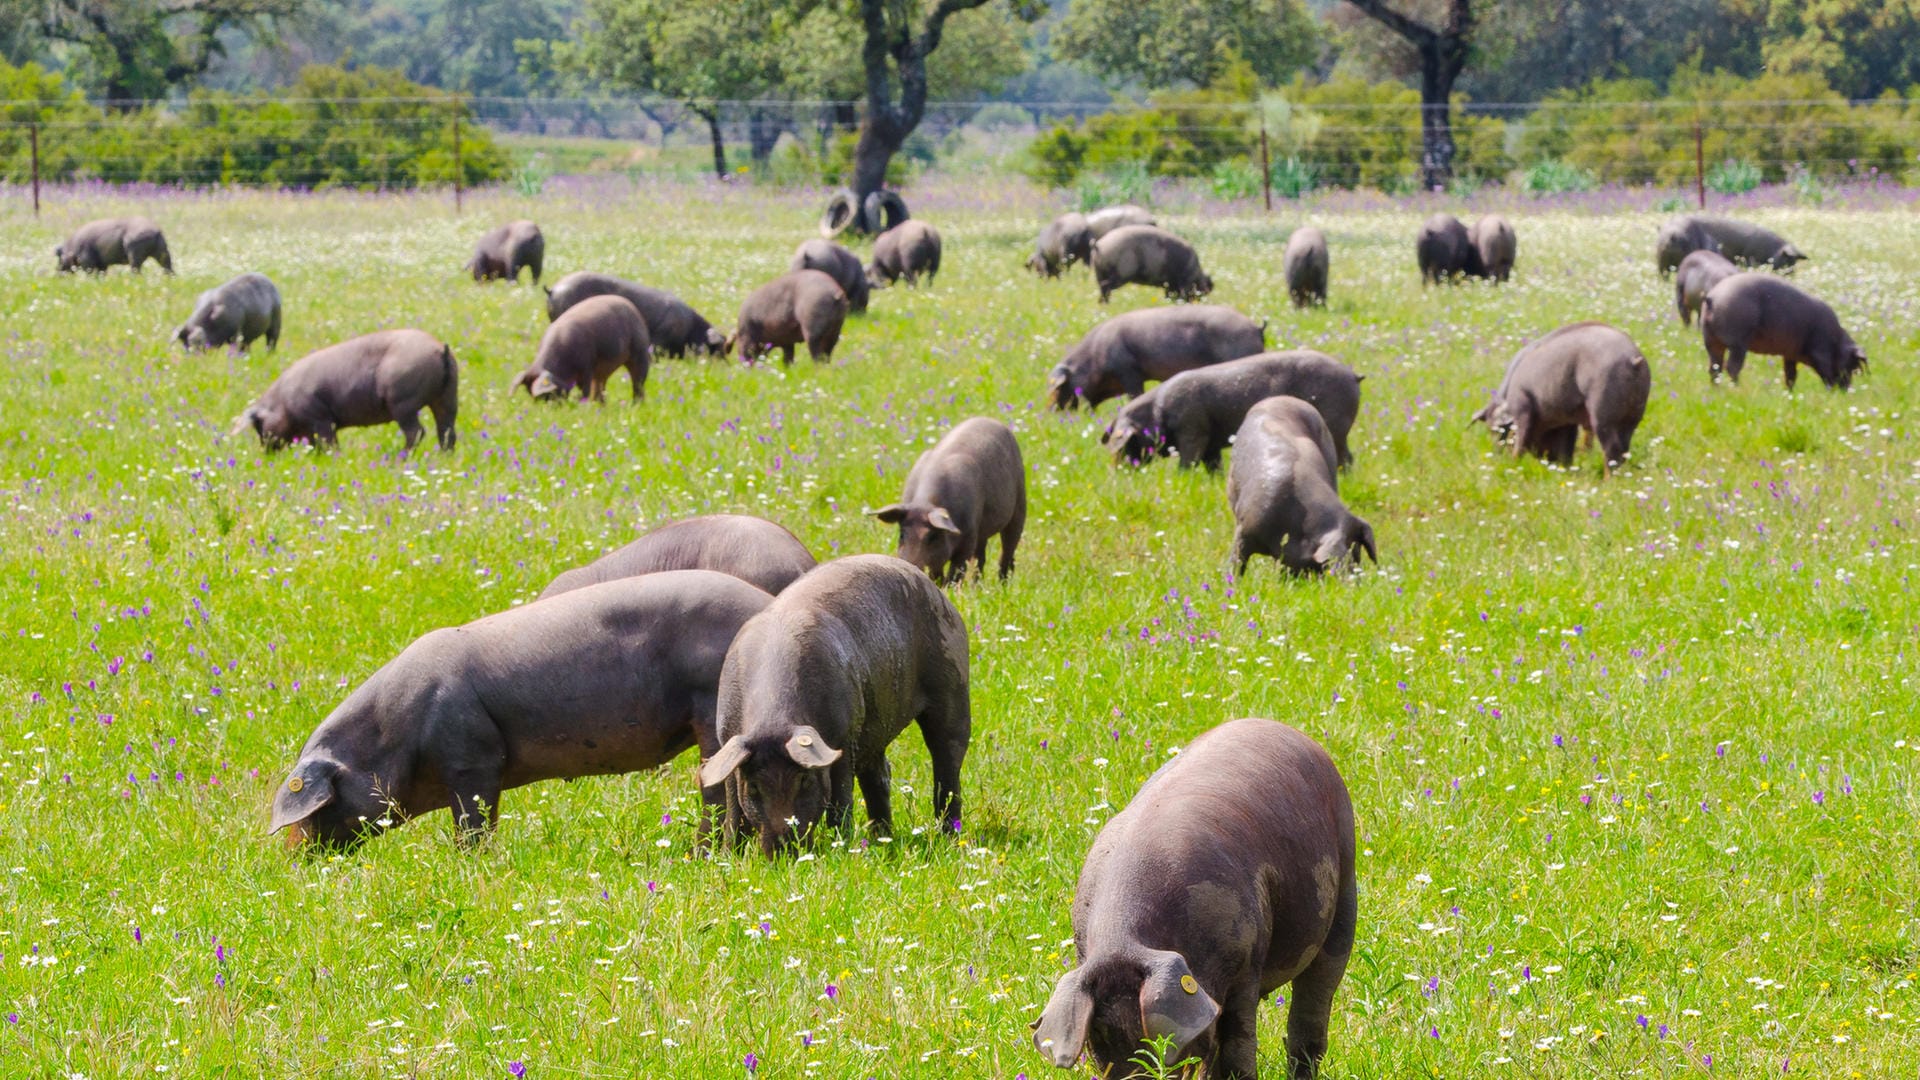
[[797, 735, 813, 747], [288, 777, 304, 793], [1180, 975, 1199, 995]]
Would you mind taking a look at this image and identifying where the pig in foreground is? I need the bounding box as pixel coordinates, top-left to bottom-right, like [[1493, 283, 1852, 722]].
[[698, 554, 971, 855], [1049, 306, 1266, 410], [1673, 249, 1737, 326], [873, 417, 1026, 582], [791, 238, 871, 314], [467, 220, 545, 283], [538, 514, 817, 600], [1700, 273, 1866, 390], [1470, 215, 1517, 282], [1091, 225, 1213, 303], [1416, 213, 1479, 284], [1471, 321, 1651, 471], [1105, 351, 1363, 471], [513, 294, 652, 403], [236, 329, 457, 452], [730, 270, 849, 365], [1655, 215, 1805, 275], [1283, 226, 1329, 308], [269, 571, 775, 848], [867, 221, 942, 287], [544, 272, 724, 357], [55, 216, 172, 274], [174, 272, 281, 353], [1227, 397, 1376, 575], [1032, 717, 1356, 1080]]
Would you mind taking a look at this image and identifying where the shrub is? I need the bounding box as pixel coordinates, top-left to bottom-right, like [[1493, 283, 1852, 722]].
[[1705, 158, 1762, 194], [1209, 158, 1263, 200], [1269, 155, 1319, 198], [1076, 160, 1154, 210], [1523, 159, 1597, 194], [1021, 122, 1086, 188]]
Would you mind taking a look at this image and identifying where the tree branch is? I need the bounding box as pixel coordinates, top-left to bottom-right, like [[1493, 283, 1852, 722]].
[[1341, 0, 1438, 49]]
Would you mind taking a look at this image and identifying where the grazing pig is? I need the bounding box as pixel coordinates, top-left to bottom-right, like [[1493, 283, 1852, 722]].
[[544, 272, 724, 357], [1283, 226, 1329, 308], [1029, 212, 1091, 277], [867, 221, 942, 287], [1470, 321, 1650, 471], [1104, 351, 1363, 471], [1656, 215, 1805, 275], [1031, 717, 1356, 1080], [269, 570, 775, 848], [1086, 204, 1156, 239], [1415, 213, 1479, 284], [467, 220, 544, 283], [1049, 305, 1266, 410], [513, 294, 651, 403], [729, 270, 849, 365], [1673, 249, 1737, 326], [698, 555, 971, 856], [1227, 397, 1376, 576], [236, 329, 457, 452], [1092, 225, 1213, 303], [1470, 215, 1517, 282], [538, 515, 817, 600], [55, 216, 172, 274], [791, 238, 871, 314], [174, 272, 281, 353], [1700, 273, 1867, 390], [872, 417, 1026, 583]]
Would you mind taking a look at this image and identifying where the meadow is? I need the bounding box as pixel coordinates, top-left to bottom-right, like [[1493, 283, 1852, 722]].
[[1, 176, 1917, 1078]]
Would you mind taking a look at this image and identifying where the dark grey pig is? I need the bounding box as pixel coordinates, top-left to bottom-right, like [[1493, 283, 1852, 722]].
[[1086, 204, 1155, 239], [538, 515, 817, 600], [1031, 717, 1356, 1080], [235, 329, 457, 452], [1470, 214, 1516, 282], [1655, 215, 1805, 275], [544, 272, 725, 357], [1050, 305, 1265, 411], [697, 554, 971, 856], [867, 221, 942, 287], [1227, 396, 1376, 575], [1029, 212, 1090, 278], [729, 270, 848, 365], [1470, 321, 1650, 471], [1104, 351, 1363, 471], [513, 294, 651, 403], [1673, 249, 1736, 326], [872, 417, 1026, 582], [174, 272, 281, 353], [55, 216, 172, 274], [269, 570, 775, 848], [1283, 226, 1329, 308], [467, 219, 544, 283], [1416, 213, 1479, 284], [1092, 225, 1213, 303], [791, 238, 871, 314], [1701, 273, 1866, 390]]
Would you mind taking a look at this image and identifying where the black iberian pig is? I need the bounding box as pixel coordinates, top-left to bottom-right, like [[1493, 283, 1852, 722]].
[[538, 514, 817, 600], [1283, 226, 1329, 308], [1226, 396, 1376, 575], [544, 272, 725, 358], [697, 554, 971, 856], [730, 270, 849, 365], [55, 216, 172, 274], [867, 221, 942, 288], [513, 293, 652, 403], [1049, 306, 1266, 410], [1674, 249, 1737, 326], [1104, 351, 1363, 471], [872, 417, 1026, 582], [1471, 321, 1651, 472], [1091, 225, 1213, 303], [175, 272, 281, 353], [1032, 717, 1357, 1080], [236, 329, 457, 452], [1416, 213, 1479, 284], [791, 238, 872, 314], [1700, 272, 1867, 390], [467, 219, 545, 283], [269, 570, 775, 848]]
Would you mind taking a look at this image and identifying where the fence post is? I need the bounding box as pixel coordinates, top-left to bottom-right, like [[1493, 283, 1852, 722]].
[[1694, 120, 1705, 210], [1260, 114, 1272, 212], [453, 106, 463, 214], [29, 121, 41, 216]]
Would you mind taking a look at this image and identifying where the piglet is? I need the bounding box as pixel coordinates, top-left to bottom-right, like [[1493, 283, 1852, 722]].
[[1032, 717, 1357, 1080], [1472, 321, 1651, 471], [1226, 397, 1375, 575], [697, 554, 971, 856], [538, 514, 817, 600], [236, 329, 456, 452], [269, 570, 776, 848], [872, 417, 1026, 582]]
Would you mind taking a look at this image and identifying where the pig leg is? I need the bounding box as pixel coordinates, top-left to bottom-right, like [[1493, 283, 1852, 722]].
[[1230, 529, 1252, 577], [781, 343, 796, 366], [395, 411, 426, 451], [1286, 880, 1356, 1080], [1782, 355, 1800, 391], [1724, 343, 1747, 385], [998, 495, 1025, 580], [920, 692, 970, 834], [856, 758, 892, 837], [808, 326, 840, 364], [445, 767, 502, 846], [1213, 982, 1263, 1080], [1704, 330, 1726, 383], [626, 358, 646, 402]]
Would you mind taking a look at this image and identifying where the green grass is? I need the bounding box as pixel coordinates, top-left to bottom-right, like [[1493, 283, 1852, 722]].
[[1, 184, 1917, 1078]]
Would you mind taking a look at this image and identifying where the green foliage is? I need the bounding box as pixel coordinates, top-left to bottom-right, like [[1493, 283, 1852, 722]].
[[1075, 159, 1154, 209], [1705, 158, 1763, 195], [1522, 159, 1597, 194], [510, 152, 552, 197], [1209, 158, 1263, 200], [821, 131, 913, 188], [0, 61, 508, 188], [1053, 0, 1319, 90], [1269, 154, 1320, 198], [1788, 162, 1829, 205], [1128, 1033, 1204, 1080], [1022, 122, 1087, 188]]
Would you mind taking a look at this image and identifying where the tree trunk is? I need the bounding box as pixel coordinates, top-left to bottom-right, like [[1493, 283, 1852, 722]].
[[1418, 47, 1457, 190], [749, 108, 785, 164], [697, 108, 727, 179], [850, 119, 904, 226]]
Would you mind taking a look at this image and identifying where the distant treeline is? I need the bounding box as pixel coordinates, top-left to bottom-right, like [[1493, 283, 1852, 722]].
[[0, 63, 509, 189]]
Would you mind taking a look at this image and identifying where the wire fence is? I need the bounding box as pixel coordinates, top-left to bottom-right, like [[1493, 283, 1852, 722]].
[[3, 94, 1919, 210]]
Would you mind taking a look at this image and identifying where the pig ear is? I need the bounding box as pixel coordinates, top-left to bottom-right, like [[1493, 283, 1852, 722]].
[[1355, 520, 1379, 564], [871, 504, 908, 524], [1031, 967, 1094, 1067], [784, 727, 842, 769], [698, 736, 751, 788], [1312, 530, 1348, 569], [530, 371, 563, 398], [269, 763, 336, 834], [926, 508, 960, 535], [1139, 952, 1220, 1053]]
